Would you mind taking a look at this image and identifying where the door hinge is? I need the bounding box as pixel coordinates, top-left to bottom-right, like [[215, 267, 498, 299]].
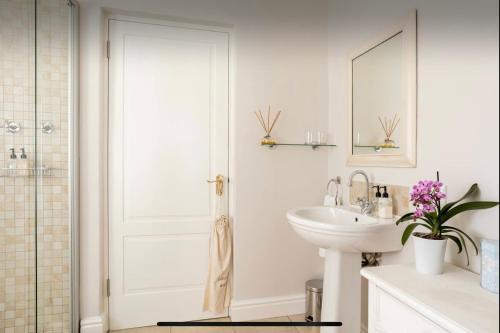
[[106, 278, 111, 297], [106, 40, 110, 59]]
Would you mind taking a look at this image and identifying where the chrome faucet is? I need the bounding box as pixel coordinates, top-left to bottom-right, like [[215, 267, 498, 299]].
[[348, 170, 373, 215]]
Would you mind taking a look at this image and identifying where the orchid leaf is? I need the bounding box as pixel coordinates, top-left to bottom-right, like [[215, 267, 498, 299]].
[[419, 216, 436, 228], [442, 229, 471, 265], [423, 212, 438, 227], [442, 226, 479, 255], [401, 223, 429, 245], [443, 234, 462, 254], [441, 201, 499, 224], [441, 184, 478, 214], [425, 211, 438, 220], [396, 212, 414, 225]]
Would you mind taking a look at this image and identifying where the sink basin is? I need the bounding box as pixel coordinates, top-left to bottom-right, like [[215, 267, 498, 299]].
[[286, 206, 403, 333], [287, 206, 402, 253]]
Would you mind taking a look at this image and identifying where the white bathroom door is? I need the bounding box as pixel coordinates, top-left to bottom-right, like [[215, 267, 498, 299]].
[[108, 19, 229, 330]]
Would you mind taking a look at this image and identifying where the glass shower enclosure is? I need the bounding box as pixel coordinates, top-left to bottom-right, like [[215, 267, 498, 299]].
[[0, 0, 78, 332]]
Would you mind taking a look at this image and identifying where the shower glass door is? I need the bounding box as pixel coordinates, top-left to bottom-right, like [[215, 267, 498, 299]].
[[0, 0, 37, 331], [0, 0, 77, 331]]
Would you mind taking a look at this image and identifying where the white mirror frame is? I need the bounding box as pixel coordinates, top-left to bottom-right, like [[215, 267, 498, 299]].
[[347, 10, 417, 168]]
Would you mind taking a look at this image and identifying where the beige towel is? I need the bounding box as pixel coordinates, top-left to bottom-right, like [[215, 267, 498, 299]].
[[203, 179, 232, 313]]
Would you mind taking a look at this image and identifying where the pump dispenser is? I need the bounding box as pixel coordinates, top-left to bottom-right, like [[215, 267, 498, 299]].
[[18, 148, 29, 176], [8, 148, 17, 176], [378, 186, 393, 219], [372, 185, 382, 216]]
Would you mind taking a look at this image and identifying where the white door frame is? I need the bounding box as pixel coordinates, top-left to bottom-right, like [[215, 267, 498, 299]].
[[104, 14, 236, 327]]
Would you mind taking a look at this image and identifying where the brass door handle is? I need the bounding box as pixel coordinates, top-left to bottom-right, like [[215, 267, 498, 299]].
[[207, 175, 224, 196]]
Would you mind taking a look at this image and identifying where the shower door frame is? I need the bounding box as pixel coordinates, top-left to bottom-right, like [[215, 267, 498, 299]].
[[33, 0, 80, 331], [68, 1, 80, 332]]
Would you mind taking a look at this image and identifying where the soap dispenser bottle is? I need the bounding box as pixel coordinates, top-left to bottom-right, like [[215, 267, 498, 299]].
[[18, 148, 29, 176], [8, 148, 17, 176], [378, 186, 393, 219], [372, 185, 382, 216]]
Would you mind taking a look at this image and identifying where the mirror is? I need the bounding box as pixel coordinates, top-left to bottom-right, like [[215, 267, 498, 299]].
[[348, 10, 417, 167]]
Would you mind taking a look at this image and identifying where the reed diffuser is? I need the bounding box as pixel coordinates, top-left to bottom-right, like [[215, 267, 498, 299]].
[[378, 114, 400, 148], [255, 106, 281, 145]]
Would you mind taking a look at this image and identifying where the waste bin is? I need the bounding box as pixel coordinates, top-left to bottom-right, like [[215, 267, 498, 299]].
[[305, 279, 323, 322]]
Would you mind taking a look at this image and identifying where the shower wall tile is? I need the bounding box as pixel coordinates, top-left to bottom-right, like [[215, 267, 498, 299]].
[[0, 0, 70, 332], [36, 1, 71, 331], [0, 1, 36, 332]]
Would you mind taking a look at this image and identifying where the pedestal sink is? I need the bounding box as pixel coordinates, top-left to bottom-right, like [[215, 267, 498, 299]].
[[287, 206, 403, 333]]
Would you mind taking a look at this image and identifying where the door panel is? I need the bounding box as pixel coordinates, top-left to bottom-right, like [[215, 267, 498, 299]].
[[123, 235, 209, 293], [123, 35, 212, 219], [108, 19, 229, 330]]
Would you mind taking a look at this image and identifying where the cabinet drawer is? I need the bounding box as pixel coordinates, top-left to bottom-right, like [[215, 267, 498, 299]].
[[371, 286, 448, 333]]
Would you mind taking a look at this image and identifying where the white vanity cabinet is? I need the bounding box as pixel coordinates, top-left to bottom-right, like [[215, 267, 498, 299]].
[[361, 264, 499, 333]]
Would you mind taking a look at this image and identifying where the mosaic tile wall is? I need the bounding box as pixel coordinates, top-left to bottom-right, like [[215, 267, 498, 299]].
[[0, 0, 71, 332]]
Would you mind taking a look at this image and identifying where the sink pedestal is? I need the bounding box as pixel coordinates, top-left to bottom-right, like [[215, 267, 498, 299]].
[[321, 250, 361, 333], [287, 206, 403, 333]]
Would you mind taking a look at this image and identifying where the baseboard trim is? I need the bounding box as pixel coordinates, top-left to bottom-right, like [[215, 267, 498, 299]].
[[230, 293, 305, 321], [81, 313, 106, 333]]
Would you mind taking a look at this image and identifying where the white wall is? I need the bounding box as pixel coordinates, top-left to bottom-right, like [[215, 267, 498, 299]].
[[79, 1, 107, 328], [328, 0, 499, 272], [78, 0, 329, 328], [79, 0, 498, 329]]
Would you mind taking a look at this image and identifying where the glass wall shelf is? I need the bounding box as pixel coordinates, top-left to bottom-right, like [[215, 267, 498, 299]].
[[0, 167, 67, 178], [354, 145, 401, 152], [354, 145, 400, 148], [261, 143, 337, 150]]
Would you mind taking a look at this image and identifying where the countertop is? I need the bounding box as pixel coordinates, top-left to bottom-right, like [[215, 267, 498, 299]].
[[361, 264, 499, 333]]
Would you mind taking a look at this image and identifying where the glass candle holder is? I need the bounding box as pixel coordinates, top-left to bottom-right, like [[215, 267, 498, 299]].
[[316, 131, 326, 145], [305, 131, 314, 145]]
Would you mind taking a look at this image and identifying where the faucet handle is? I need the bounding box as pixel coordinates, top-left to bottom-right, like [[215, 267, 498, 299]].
[[355, 197, 366, 205]]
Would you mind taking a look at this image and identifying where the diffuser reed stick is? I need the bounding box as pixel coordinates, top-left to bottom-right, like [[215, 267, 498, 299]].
[[378, 114, 400, 148], [254, 105, 282, 145]]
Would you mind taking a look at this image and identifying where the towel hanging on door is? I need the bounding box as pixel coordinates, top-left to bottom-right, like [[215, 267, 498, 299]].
[[203, 176, 232, 313]]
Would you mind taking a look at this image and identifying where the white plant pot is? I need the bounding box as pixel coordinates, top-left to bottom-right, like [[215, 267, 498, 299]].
[[413, 235, 448, 275]]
